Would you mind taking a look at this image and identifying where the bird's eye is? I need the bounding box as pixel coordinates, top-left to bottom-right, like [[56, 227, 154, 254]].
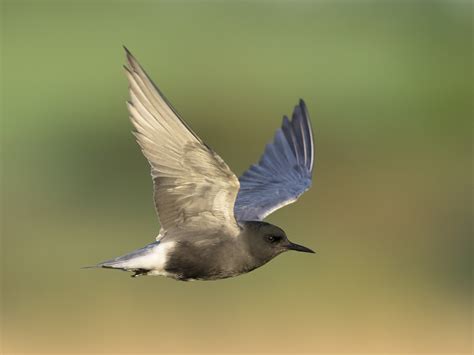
[[266, 235, 281, 243]]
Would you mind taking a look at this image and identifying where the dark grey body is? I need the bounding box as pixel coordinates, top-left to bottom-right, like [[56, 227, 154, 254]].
[[164, 238, 257, 281], [164, 223, 280, 280], [96, 221, 313, 280]]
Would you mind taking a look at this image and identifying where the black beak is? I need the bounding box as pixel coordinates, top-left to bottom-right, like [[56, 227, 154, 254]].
[[287, 242, 315, 254]]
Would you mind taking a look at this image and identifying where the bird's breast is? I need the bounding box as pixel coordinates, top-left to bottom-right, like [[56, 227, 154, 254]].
[[163, 238, 255, 281]]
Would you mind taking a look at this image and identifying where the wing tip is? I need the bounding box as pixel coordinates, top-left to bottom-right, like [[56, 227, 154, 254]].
[[294, 98, 314, 172], [123, 45, 140, 71]]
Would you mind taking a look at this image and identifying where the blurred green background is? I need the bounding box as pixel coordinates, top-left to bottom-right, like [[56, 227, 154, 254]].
[[1, 0, 472, 353]]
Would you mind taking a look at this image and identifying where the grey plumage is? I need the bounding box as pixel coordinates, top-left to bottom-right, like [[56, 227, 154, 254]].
[[89, 48, 315, 281]]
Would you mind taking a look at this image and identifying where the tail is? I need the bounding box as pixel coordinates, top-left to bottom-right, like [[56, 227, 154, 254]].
[[83, 241, 160, 277]]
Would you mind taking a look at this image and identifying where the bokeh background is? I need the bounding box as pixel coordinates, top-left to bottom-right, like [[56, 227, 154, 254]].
[[1, 1, 472, 353]]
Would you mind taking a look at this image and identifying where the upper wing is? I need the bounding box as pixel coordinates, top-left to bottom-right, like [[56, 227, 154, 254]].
[[234, 100, 314, 221], [124, 48, 240, 236]]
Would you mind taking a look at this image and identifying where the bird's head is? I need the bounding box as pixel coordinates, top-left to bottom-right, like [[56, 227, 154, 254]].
[[242, 221, 315, 264]]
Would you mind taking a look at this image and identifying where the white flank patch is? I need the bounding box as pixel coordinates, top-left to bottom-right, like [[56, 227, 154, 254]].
[[120, 241, 176, 275]]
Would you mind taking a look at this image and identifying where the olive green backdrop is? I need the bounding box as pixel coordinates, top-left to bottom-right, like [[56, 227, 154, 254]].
[[1, 0, 472, 353]]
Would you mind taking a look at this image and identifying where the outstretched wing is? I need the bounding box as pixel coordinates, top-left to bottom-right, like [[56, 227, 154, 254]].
[[234, 100, 314, 221], [124, 48, 240, 236]]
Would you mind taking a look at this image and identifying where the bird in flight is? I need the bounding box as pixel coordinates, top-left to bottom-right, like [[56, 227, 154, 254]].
[[90, 48, 315, 281]]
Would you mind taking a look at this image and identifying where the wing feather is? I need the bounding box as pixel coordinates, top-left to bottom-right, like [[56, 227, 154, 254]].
[[124, 48, 240, 236], [234, 100, 314, 221]]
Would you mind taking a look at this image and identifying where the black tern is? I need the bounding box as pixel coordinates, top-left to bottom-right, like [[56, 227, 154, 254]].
[[90, 48, 315, 281]]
